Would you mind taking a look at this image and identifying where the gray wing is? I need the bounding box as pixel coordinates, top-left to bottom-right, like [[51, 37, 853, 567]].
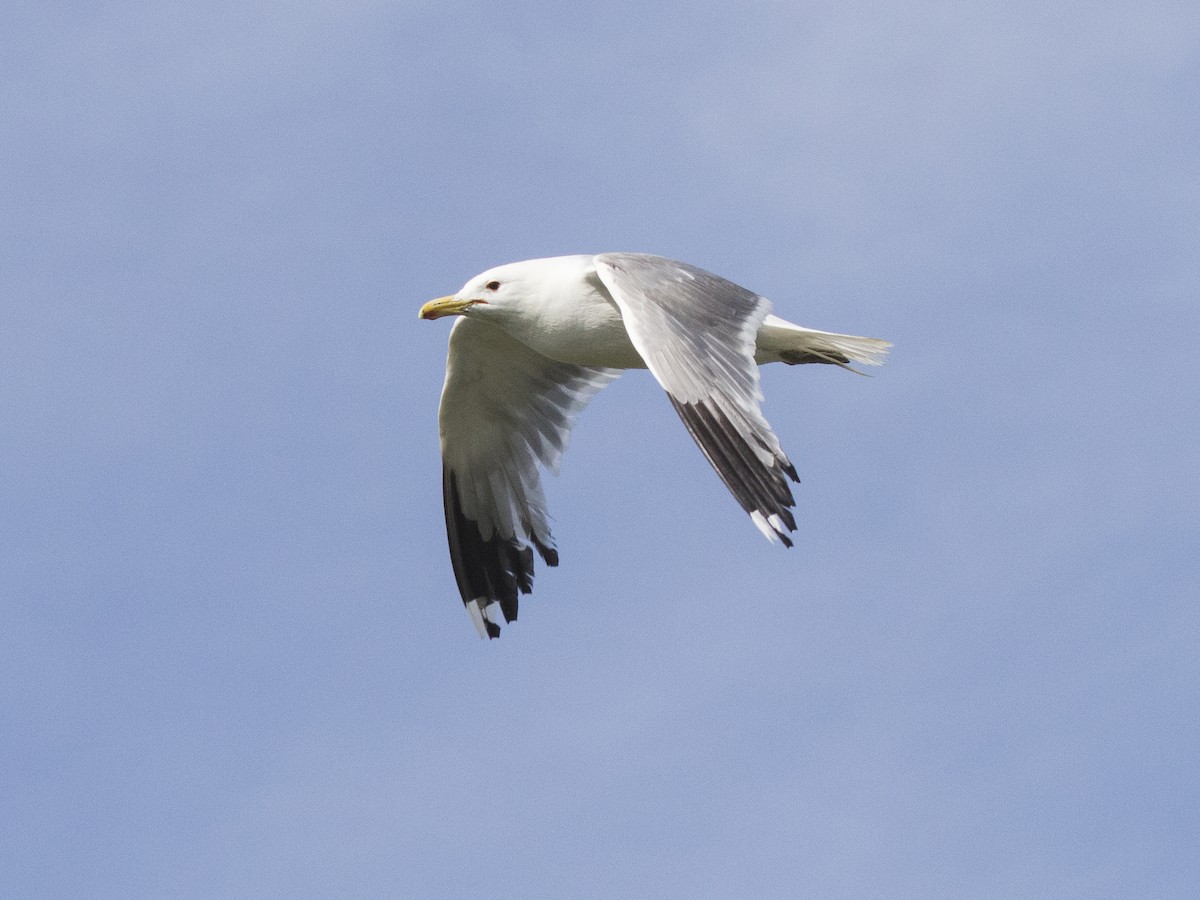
[[437, 317, 619, 637], [593, 253, 799, 545]]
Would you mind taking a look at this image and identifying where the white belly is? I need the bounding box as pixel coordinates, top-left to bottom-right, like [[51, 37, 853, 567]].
[[491, 278, 814, 371], [501, 290, 649, 369]]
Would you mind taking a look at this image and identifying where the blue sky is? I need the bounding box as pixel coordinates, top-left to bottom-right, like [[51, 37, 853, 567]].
[[3, 1, 1198, 897]]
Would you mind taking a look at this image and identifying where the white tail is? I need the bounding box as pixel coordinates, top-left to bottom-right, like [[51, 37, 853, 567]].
[[755, 315, 891, 371]]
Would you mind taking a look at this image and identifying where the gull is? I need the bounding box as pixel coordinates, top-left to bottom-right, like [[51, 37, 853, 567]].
[[419, 253, 889, 637]]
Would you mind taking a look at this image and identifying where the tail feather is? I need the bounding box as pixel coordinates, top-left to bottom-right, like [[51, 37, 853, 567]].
[[757, 316, 891, 372]]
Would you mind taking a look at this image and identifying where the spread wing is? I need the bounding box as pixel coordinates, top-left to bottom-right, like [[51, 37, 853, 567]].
[[437, 317, 619, 637], [593, 253, 799, 546]]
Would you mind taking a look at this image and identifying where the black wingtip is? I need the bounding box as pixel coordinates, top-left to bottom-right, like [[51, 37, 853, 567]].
[[445, 466, 558, 638], [532, 534, 559, 568], [668, 396, 800, 546]]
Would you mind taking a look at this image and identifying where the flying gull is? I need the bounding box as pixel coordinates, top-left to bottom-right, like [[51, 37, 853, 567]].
[[419, 253, 890, 638]]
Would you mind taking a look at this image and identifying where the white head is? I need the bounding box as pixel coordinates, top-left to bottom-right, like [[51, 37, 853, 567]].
[[418, 255, 594, 322]]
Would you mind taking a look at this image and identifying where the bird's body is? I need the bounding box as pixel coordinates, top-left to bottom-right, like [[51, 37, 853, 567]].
[[420, 253, 889, 637], [479, 256, 645, 368], [441, 254, 882, 370]]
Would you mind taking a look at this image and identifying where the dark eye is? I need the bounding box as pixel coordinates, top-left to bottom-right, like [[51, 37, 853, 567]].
[[485, 280, 501, 291]]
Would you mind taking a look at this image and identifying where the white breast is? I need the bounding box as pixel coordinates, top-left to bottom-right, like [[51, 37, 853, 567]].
[[499, 265, 647, 369]]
